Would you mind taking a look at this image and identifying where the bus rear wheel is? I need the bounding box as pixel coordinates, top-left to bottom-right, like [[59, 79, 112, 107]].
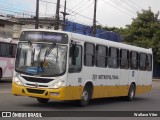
[[127, 83, 136, 101], [37, 98, 49, 103]]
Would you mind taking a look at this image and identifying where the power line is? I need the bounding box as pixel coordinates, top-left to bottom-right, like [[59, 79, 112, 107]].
[[70, 0, 87, 10], [126, 0, 143, 10], [0, 0, 58, 17], [0, 0, 101, 26], [0, 1, 37, 16], [37, 0, 95, 21], [39, 0, 56, 5], [119, 0, 140, 12], [73, 0, 91, 12], [72, 1, 94, 15], [110, 0, 136, 16], [39, 0, 93, 21], [0, 4, 35, 14], [102, 0, 134, 17], [0, 6, 54, 17], [0, 0, 33, 10], [65, 0, 74, 9], [38, 0, 97, 24]]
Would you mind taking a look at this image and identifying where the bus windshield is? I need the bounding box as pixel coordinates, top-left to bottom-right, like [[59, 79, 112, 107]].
[[15, 42, 67, 77]]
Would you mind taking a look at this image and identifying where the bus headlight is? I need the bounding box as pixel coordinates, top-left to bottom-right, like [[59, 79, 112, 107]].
[[13, 77, 23, 86], [52, 81, 64, 89]]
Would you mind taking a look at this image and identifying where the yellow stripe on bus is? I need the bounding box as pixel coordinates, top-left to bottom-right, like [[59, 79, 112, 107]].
[[12, 82, 152, 101]]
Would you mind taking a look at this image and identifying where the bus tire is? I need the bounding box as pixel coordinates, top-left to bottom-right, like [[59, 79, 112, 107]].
[[79, 84, 93, 107], [37, 98, 49, 103], [127, 83, 136, 101]]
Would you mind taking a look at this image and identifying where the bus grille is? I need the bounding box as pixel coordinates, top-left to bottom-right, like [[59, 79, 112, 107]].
[[27, 88, 45, 94], [26, 83, 48, 88], [22, 76, 53, 83]]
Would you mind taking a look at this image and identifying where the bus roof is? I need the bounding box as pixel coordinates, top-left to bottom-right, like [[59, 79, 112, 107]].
[[0, 37, 18, 44], [21, 29, 152, 54], [70, 32, 152, 54]]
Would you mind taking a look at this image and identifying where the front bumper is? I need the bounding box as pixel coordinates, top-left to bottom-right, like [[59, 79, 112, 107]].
[[12, 82, 83, 100], [12, 82, 65, 100]]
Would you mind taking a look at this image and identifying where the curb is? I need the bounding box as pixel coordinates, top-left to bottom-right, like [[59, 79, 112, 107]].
[[152, 79, 160, 82]]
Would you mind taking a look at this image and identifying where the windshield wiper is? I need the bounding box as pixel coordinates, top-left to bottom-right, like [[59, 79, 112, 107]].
[[43, 43, 60, 66], [44, 43, 56, 57]]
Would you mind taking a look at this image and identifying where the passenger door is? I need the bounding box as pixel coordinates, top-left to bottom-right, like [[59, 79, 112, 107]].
[[67, 42, 83, 99]]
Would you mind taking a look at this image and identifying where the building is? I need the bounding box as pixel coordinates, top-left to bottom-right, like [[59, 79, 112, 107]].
[[0, 16, 21, 39], [0, 15, 122, 42], [0, 15, 62, 39]]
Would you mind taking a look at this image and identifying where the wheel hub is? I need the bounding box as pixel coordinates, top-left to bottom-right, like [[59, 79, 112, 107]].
[[82, 91, 89, 101]]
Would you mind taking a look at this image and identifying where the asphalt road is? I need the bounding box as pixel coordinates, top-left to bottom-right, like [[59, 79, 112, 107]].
[[0, 79, 160, 119]]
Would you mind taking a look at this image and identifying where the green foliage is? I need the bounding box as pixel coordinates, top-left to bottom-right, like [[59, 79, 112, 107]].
[[98, 8, 160, 63], [122, 8, 160, 63]]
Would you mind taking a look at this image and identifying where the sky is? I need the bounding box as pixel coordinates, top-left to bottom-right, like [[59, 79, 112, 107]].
[[0, 0, 160, 28]]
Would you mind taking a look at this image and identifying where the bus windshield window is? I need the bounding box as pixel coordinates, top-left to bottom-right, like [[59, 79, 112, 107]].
[[15, 42, 67, 76]]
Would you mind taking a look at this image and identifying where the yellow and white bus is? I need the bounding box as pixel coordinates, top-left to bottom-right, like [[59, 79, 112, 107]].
[[12, 29, 152, 106]]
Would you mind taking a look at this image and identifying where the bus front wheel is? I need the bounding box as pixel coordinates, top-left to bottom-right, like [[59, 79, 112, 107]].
[[37, 98, 49, 103], [79, 86, 91, 107], [127, 83, 136, 101]]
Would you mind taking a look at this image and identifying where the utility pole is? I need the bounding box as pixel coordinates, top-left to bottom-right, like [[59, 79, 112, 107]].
[[54, 0, 60, 30], [60, 0, 69, 30], [93, 0, 97, 37], [35, 0, 39, 29]]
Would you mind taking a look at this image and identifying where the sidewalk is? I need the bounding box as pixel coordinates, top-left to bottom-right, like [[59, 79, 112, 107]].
[[152, 80, 160, 90], [153, 78, 160, 81]]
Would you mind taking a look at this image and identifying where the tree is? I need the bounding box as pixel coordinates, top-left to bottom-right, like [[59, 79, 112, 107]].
[[97, 25, 123, 34], [97, 8, 160, 63], [122, 8, 160, 63]]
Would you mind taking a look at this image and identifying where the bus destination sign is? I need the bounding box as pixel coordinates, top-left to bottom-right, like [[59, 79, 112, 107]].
[[20, 31, 68, 44]]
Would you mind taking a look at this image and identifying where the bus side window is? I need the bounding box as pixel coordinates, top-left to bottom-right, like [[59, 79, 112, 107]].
[[108, 47, 119, 68], [139, 53, 147, 71], [96, 45, 107, 67], [0, 42, 1, 56], [130, 51, 138, 70], [0, 42, 3, 57], [69, 44, 82, 73], [0, 43, 10, 57], [147, 54, 152, 71], [120, 49, 129, 69], [84, 43, 95, 67], [9, 44, 13, 57], [12, 44, 17, 58]]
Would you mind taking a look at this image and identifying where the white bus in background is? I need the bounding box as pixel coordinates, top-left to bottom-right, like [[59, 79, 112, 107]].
[[0, 38, 17, 80], [12, 29, 152, 106]]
